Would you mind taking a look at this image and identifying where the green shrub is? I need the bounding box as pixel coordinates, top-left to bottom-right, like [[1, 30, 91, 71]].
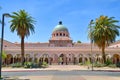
[[24, 62, 40, 68], [79, 63, 83, 65], [24, 62, 33, 68], [93, 62, 105, 67], [116, 62, 120, 68], [105, 59, 112, 66], [32, 63, 39, 68], [41, 61, 48, 68], [24, 61, 49, 68], [108, 64, 116, 68], [11, 63, 22, 68]]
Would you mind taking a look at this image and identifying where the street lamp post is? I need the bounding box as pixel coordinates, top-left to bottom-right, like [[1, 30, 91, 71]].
[[0, 13, 11, 79], [89, 20, 94, 71]]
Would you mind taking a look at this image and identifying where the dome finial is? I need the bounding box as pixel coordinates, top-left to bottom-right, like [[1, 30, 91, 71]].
[[59, 21, 62, 25]]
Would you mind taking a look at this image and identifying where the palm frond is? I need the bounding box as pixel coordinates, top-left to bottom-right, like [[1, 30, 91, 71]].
[[9, 9, 35, 38]]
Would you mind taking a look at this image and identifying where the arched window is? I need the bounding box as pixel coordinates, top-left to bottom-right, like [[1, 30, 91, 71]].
[[63, 33, 65, 36], [56, 33, 58, 36], [60, 33, 62, 36]]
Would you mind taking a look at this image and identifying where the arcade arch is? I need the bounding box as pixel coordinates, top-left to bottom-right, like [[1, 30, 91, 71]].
[[113, 54, 120, 64]]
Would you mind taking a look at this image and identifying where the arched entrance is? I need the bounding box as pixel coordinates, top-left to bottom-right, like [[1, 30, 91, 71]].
[[16, 54, 21, 63], [25, 54, 30, 62], [113, 54, 120, 64], [59, 54, 65, 65], [40, 54, 49, 64], [68, 53, 75, 64], [106, 54, 112, 61], [5, 54, 13, 65], [78, 54, 83, 64], [34, 53, 38, 63]]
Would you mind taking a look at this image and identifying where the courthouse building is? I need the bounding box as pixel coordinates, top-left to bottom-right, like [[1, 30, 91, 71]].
[[3, 21, 120, 65]]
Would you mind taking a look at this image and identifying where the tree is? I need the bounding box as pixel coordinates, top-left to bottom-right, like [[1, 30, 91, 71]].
[[10, 10, 35, 65], [2, 51, 7, 60], [77, 40, 81, 43], [88, 15, 120, 63], [1, 51, 7, 66]]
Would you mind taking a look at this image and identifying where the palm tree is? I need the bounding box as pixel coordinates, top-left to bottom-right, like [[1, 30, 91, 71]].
[[10, 10, 35, 65], [88, 15, 120, 63]]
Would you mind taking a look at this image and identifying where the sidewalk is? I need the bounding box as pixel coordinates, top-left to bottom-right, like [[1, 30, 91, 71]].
[[19, 75, 120, 80], [3, 75, 120, 80], [2, 65, 120, 72]]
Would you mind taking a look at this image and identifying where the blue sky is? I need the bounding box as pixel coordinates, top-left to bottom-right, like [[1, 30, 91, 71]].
[[0, 0, 120, 43]]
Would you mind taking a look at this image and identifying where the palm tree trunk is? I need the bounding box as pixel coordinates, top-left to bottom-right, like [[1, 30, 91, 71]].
[[102, 47, 106, 64], [21, 36, 25, 66]]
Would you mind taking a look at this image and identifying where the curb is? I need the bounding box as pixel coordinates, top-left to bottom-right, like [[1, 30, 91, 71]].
[[2, 69, 120, 72], [95, 70, 120, 72]]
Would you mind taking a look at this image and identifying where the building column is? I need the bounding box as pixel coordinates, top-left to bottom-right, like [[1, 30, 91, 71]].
[[82, 56, 85, 64]]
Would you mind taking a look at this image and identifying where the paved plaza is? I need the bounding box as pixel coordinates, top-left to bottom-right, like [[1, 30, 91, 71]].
[[2, 65, 120, 80]]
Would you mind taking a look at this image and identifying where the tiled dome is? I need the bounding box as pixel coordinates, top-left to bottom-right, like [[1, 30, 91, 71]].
[[53, 21, 68, 32]]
